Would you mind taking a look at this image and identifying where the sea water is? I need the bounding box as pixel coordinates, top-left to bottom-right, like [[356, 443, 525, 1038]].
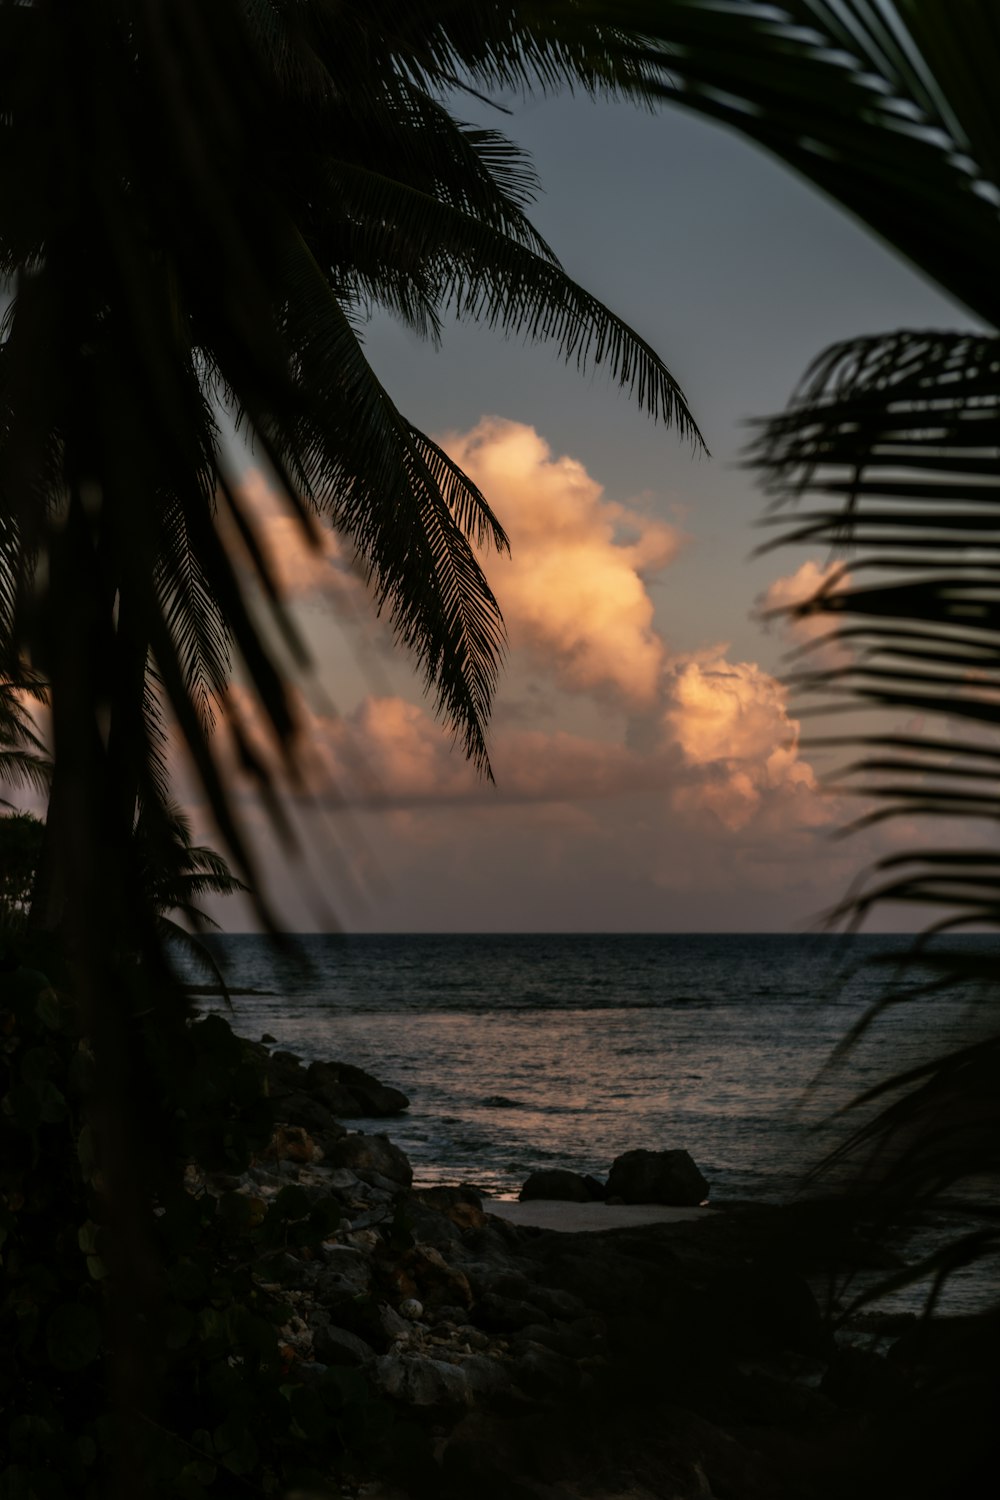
[[185, 932, 999, 1314]]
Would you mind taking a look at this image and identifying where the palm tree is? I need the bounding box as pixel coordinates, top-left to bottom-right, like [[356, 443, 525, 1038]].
[[0, 11, 705, 1473], [0, 677, 50, 806], [2, 3, 995, 1493], [134, 799, 248, 985], [0, 0, 704, 948], [0, 809, 44, 931]]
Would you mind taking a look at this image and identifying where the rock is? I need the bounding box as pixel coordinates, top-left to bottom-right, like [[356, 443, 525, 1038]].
[[268, 1251, 317, 1289], [307, 1059, 409, 1118], [359, 1168, 409, 1198], [470, 1267, 533, 1300], [311, 1321, 376, 1368], [413, 1185, 487, 1232], [582, 1174, 607, 1201], [398, 1246, 473, 1311], [474, 1292, 550, 1334], [510, 1341, 577, 1398], [430, 1304, 469, 1328], [456, 1354, 509, 1400], [264, 1050, 309, 1097], [519, 1169, 592, 1203], [374, 1351, 471, 1407], [526, 1285, 588, 1321], [514, 1322, 600, 1360], [323, 1167, 361, 1193], [329, 1132, 413, 1188], [379, 1304, 411, 1343], [277, 1090, 346, 1145], [605, 1148, 709, 1206], [268, 1124, 319, 1164], [399, 1298, 424, 1320], [316, 1244, 371, 1296]]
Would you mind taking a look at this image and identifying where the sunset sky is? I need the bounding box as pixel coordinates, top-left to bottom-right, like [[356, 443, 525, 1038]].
[[210, 93, 974, 934]]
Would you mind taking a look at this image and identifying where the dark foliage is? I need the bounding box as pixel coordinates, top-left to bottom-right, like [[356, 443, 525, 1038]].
[[0, 951, 411, 1498]]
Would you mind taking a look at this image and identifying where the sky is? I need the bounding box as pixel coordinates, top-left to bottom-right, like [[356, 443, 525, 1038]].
[[207, 93, 975, 934]]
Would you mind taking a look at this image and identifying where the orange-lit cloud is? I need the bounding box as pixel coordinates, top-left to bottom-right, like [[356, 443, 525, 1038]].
[[661, 652, 823, 832], [176, 431, 864, 930], [290, 695, 643, 809], [757, 558, 853, 672], [223, 469, 365, 604], [442, 418, 683, 703]]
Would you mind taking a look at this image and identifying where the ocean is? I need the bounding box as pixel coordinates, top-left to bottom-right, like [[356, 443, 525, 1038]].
[[186, 931, 999, 1315]]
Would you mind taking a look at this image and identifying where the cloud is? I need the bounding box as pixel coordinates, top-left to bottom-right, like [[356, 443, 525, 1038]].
[[757, 558, 853, 672], [278, 676, 829, 842], [661, 651, 822, 831], [441, 418, 683, 703], [183, 428, 856, 929], [290, 695, 643, 809], [224, 469, 366, 604]]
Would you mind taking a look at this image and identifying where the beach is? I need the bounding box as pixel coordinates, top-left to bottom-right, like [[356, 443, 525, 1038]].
[[200, 1032, 990, 1500], [188, 932, 997, 1320], [489, 1200, 709, 1231]]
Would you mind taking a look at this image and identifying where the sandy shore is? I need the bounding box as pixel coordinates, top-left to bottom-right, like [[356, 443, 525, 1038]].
[[486, 1198, 712, 1232]]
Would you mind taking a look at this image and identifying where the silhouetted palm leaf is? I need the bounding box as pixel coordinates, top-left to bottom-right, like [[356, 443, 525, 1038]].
[[0, 675, 50, 804], [605, 0, 1000, 325], [0, 15, 706, 1430]]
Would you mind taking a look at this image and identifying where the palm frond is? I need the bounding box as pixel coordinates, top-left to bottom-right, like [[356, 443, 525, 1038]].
[[323, 159, 703, 439], [605, 0, 1000, 325], [753, 323, 1000, 1260], [271, 230, 511, 772]]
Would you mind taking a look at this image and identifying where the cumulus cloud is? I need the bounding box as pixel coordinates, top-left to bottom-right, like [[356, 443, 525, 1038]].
[[661, 652, 822, 831], [441, 418, 683, 703], [757, 558, 853, 672], [270, 675, 829, 842], [184, 428, 855, 928], [283, 695, 644, 809]]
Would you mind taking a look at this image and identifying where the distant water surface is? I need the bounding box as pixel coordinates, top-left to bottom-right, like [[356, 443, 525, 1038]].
[[182, 933, 999, 1313], [182, 933, 990, 1191]]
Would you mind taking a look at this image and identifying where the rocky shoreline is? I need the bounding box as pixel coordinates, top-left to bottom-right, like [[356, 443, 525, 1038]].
[[200, 1038, 984, 1499]]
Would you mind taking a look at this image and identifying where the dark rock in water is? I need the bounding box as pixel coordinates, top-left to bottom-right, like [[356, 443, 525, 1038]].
[[329, 1131, 413, 1188], [263, 1049, 309, 1098], [307, 1059, 409, 1118], [519, 1168, 591, 1203], [605, 1148, 709, 1206], [582, 1174, 607, 1201], [483, 1094, 523, 1108]]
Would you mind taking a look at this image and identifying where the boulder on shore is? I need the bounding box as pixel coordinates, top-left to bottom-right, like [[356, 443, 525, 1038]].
[[606, 1148, 709, 1206], [519, 1169, 593, 1203], [330, 1131, 414, 1188], [248, 1043, 409, 1119], [307, 1058, 410, 1118]]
